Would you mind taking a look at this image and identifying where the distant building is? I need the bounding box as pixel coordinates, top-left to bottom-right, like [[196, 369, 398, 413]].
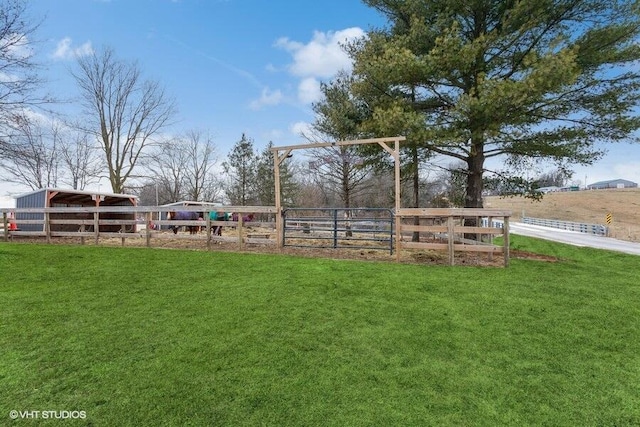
[[587, 179, 638, 190]]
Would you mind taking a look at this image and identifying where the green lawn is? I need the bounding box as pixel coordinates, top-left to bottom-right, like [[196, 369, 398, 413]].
[[1, 237, 639, 426]]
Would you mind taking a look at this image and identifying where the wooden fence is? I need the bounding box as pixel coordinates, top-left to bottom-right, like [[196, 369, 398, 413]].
[[2, 205, 512, 266], [1, 205, 278, 251], [396, 208, 511, 266]]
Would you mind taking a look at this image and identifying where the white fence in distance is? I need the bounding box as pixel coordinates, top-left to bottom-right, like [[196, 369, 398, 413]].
[[522, 217, 608, 236]]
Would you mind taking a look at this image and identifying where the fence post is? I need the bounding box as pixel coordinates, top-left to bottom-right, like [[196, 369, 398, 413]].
[[388, 210, 394, 255], [146, 212, 152, 248], [503, 216, 510, 267], [2, 212, 8, 242], [281, 209, 287, 248], [237, 214, 244, 251], [2, 212, 7, 242], [333, 209, 338, 249], [395, 212, 401, 262], [488, 216, 494, 262], [206, 213, 212, 251], [45, 210, 51, 244], [447, 216, 455, 265], [94, 211, 99, 245]]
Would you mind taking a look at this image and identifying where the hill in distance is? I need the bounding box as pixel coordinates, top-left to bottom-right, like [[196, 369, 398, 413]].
[[484, 188, 640, 243]]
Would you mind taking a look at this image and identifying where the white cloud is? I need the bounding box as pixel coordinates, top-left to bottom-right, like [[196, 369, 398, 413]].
[[249, 87, 284, 110], [276, 27, 364, 78], [276, 27, 365, 78], [297, 77, 322, 104], [51, 37, 94, 60], [275, 27, 365, 105], [290, 121, 312, 138]]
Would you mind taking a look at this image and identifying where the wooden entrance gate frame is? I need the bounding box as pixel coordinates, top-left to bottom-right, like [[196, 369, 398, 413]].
[[271, 136, 406, 256]]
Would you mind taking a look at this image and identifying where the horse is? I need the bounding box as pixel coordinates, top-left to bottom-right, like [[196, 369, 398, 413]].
[[209, 211, 230, 236], [167, 211, 202, 234], [231, 213, 255, 223]]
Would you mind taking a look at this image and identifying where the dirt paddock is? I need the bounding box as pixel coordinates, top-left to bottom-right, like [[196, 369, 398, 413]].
[[5, 228, 553, 267]]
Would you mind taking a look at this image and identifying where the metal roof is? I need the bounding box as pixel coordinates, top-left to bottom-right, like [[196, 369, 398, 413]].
[[15, 188, 138, 207]]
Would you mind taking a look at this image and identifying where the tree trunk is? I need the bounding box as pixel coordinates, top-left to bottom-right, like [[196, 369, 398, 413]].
[[463, 138, 485, 239], [412, 144, 420, 242], [465, 138, 485, 209]]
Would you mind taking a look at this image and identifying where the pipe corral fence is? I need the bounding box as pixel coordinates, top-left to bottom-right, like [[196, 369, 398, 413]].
[[282, 208, 395, 254], [2, 206, 511, 266]]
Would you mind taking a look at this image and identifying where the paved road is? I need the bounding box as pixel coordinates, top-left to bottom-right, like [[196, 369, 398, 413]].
[[510, 222, 640, 256]]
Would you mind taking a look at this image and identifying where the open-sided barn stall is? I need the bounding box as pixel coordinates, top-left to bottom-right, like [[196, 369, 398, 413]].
[[15, 188, 138, 232]]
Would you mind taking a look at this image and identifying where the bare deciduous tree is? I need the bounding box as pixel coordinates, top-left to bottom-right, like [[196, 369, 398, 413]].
[[181, 130, 219, 202], [0, 0, 49, 154], [71, 47, 176, 193], [57, 121, 102, 190], [0, 111, 58, 190], [145, 130, 221, 203]]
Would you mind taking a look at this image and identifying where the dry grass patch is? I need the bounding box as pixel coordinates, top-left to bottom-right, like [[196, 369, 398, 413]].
[[485, 188, 640, 242]]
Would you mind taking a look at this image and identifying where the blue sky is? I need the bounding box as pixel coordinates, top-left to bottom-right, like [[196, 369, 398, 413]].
[[1, 0, 639, 201], [32, 0, 382, 144]]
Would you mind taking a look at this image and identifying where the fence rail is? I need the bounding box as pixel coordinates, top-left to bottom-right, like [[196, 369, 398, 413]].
[[522, 217, 607, 236], [396, 208, 511, 266], [2, 205, 277, 250], [3, 205, 512, 266]]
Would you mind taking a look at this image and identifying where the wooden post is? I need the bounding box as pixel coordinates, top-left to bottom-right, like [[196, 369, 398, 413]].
[[93, 195, 102, 245], [94, 211, 99, 245], [447, 215, 455, 265], [3, 212, 8, 242], [45, 210, 51, 244], [394, 139, 401, 261], [376, 138, 402, 262], [273, 149, 291, 250], [146, 212, 152, 248], [488, 216, 493, 262], [206, 213, 212, 251], [503, 216, 510, 267], [274, 150, 282, 249], [237, 214, 244, 251]]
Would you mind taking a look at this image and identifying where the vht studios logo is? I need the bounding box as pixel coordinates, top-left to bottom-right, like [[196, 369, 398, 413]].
[[9, 410, 87, 420]]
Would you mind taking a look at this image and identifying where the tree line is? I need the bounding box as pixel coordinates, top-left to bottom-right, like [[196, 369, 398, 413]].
[[2, 0, 639, 210]]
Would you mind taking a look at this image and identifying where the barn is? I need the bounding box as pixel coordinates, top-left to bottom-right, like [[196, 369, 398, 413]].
[[15, 188, 138, 232], [587, 179, 638, 190]]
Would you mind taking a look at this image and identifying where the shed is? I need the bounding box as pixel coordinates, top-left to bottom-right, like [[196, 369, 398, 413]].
[[15, 188, 138, 232], [587, 179, 638, 190]]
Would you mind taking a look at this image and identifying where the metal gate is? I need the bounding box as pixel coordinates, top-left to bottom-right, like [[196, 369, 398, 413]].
[[282, 208, 394, 254]]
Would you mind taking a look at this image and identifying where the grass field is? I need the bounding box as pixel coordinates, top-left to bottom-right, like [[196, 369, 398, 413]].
[[1, 239, 639, 426]]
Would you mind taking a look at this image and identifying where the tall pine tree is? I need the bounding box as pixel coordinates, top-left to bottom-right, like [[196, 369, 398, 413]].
[[223, 133, 257, 205], [347, 0, 640, 207]]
